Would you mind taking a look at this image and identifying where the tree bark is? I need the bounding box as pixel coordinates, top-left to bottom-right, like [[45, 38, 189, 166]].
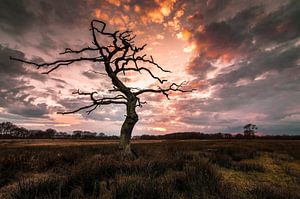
[[119, 98, 138, 156]]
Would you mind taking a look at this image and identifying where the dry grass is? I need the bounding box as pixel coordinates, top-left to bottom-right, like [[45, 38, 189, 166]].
[[0, 139, 165, 148], [0, 139, 300, 198]]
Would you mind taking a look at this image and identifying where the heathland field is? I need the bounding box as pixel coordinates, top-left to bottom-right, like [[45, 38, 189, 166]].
[[0, 139, 300, 199]]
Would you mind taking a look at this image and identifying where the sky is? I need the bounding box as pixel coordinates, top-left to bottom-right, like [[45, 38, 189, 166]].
[[0, 0, 299, 135]]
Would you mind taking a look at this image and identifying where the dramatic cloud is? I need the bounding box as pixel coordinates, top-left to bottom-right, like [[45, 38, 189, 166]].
[[0, 0, 299, 135], [0, 45, 49, 118], [173, 0, 300, 134]]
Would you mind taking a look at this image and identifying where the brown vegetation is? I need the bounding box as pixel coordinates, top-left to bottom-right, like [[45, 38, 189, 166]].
[[0, 140, 300, 199]]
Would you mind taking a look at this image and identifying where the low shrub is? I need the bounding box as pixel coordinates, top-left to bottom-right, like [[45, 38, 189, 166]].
[[234, 161, 265, 172]]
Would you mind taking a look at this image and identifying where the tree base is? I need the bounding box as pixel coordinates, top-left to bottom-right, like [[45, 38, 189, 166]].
[[119, 144, 138, 159]]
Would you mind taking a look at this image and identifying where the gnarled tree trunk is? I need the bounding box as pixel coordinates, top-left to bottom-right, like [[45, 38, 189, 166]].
[[119, 98, 138, 156], [10, 20, 192, 158]]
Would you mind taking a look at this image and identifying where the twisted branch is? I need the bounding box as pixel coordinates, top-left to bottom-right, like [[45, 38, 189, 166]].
[[135, 82, 195, 99], [9, 56, 103, 74], [10, 20, 193, 115], [58, 90, 127, 115]]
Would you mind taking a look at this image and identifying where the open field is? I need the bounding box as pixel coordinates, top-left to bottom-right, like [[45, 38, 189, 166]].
[[0, 139, 165, 148], [1, 139, 300, 199]]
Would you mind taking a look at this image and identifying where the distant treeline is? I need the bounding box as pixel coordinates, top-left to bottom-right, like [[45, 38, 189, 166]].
[[0, 122, 299, 140], [134, 132, 300, 140], [0, 122, 118, 139]]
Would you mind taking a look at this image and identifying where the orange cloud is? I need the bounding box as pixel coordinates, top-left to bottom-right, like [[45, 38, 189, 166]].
[[165, 7, 184, 31], [183, 43, 196, 53], [51, 114, 82, 126], [158, 0, 176, 16], [94, 8, 129, 28], [124, 5, 130, 11], [134, 5, 141, 13], [176, 29, 191, 41], [94, 9, 109, 21], [153, 127, 167, 132], [219, 53, 234, 65], [147, 10, 165, 23], [197, 25, 205, 33], [107, 0, 121, 7], [141, 0, 177, 24]]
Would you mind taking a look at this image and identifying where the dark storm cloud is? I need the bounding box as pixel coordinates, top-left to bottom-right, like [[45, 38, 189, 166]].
[[253, 0, 300, 43], [8, 103, 49, 118], [175, 64, 300, 131], [0, 45, 50, 118], [0, 45, 46, 81], [176, 0, 300, 133], [0, 45, 26, 77], [182, 0, 231, 26], [0, 0, 94, 35], [185, 5, 262, 77], [178, 112, 239, 126], [0, 0, 298, 134], [211, 43, 299, 85], [0, 0, 168, 35], [186, 53, 215, 78], [37, 34, 59, 53], [186, 0, 299, 78], [210, 67, 299, 113], [196, 21, 244, 48], [0, 84, 50, 118], [0, 0, 35, 34]]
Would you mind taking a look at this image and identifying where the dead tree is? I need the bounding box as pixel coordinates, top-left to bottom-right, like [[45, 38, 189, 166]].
[[243, 123, 258, 138], [10, 20, 192, 155]]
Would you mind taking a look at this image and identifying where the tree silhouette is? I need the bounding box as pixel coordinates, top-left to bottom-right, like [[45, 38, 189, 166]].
[[10, 20, 192, 156], [0, 122, 17, 135], [243, 123, 258, 138]]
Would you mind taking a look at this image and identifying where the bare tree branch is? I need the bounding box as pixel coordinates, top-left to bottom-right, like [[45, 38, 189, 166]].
[[58, 90, 127, 115], [10, 19, 195, 152], [59, 47, 98, 55], [136, 97, 147, 107], [121, 67, 167, 84], [134, 82, 195, 99], [57, 104, 97, 115], [10, 19, 193, 117], [9, 56, 103, 74]]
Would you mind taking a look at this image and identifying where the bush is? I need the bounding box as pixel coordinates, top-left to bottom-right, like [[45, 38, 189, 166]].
[[1, 140, 300, 198], [235, 161, 265, 172], [249, 183, 300, 199], [4, 175, 64, 199]]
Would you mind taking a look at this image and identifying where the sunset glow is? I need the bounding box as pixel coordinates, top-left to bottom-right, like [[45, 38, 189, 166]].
[[0, 0, 299, 135]]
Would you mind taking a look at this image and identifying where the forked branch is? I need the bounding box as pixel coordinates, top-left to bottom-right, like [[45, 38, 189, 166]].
[[10, 20, 193, 116], [58, 90, 127, 115], [135, 82, 195, 99]]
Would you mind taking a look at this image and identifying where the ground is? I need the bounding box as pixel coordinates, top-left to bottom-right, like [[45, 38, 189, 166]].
[[0, 139, 300, 199]]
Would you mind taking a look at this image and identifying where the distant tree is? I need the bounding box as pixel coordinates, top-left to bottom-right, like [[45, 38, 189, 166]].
[[27, 129, 54, 139], [73, 130, 83, 138], [13, 127, 29, 138], [98, 132, 106, 137], [224, 133, 232, 139], [11, 20, 193, 156], [0, 122, 17, 136], [45, 128, 57, 138], [235, 133, 244, 139], [81, 131, 97, 138], [54, 131, 69, 138], [243, 124, 258, 138], [28, 130, 38, 138]]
